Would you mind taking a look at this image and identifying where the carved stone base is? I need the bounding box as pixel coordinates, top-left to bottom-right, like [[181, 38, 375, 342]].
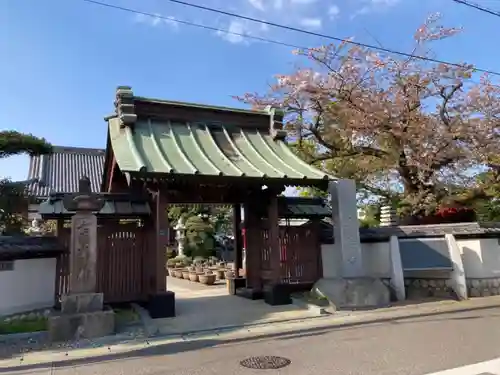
[[312, 277, 390, 309], [48, 307, 115, 342]]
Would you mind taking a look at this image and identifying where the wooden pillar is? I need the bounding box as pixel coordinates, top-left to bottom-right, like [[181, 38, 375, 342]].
[[268, 194, 281, 284], [232, 203, 243, 276], [243, 202, 261, 290], [154, 190, 169, 292]]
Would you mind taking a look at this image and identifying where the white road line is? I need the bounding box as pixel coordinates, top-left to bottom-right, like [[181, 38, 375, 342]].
[[425, 357, 500, 375]]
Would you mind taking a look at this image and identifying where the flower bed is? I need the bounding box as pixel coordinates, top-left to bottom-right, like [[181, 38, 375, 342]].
[[404, 207, 476, 225]]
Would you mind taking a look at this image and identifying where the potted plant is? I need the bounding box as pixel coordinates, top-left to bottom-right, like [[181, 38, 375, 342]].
[[166, 259, 177, 276], [182, 270, 190, 280], [189, 272, 199, 282], [199, 272, 217, 285], [174, 269, 184, 278], [214, 269, 225, 280]]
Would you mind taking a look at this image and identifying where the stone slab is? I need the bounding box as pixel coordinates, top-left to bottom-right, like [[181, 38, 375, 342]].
[[313, 277, 390, 309], [329, 180, 364, 277], [61, 292, 104, 314], [48, 308, 115, 342]]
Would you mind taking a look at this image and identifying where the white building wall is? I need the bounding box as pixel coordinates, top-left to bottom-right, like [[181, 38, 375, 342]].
[[0, 258, 57, 316], [321, 237, 500, 280]]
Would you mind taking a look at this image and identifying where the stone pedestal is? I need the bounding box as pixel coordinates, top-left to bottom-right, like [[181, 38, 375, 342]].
[[48, 285, 116, 343], [313, 277, 390, 310], [48, 176, 115, 342], [324, 180, 390, 309], [48, 292, 115, 342]]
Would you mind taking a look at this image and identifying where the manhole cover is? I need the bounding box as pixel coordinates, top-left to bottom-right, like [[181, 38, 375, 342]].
[[240, 356, 291, 370]]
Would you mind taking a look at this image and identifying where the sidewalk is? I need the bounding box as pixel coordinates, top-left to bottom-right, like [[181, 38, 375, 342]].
[[2, 296, 500, 370], [154, 277, 318, 336]]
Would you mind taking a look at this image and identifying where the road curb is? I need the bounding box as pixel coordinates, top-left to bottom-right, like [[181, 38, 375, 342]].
[[2, 297, 500, 370]]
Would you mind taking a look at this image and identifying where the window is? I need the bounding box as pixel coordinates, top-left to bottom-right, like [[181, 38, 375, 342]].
[[0, 261, 14, 271]]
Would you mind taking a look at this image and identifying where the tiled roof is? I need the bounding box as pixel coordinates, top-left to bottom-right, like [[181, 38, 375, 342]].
[[26, 146, 105, 199], [109, 87, 331, 185], [108, 116, 329, 183], [278, 197, 331, 218], [38, 193, 151, 218], [0, 236, 66, 260], [320, 222, 500, 243]]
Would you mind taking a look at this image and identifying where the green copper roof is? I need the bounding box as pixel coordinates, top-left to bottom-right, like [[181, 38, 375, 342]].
[[108, 117, 330, 182]]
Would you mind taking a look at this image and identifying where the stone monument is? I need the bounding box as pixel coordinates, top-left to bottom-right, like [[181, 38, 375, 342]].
[[48, 177, 115, 342], [174, 216, 186, 257], [27, 218, 42, 236], [313, 179, 390, 309]]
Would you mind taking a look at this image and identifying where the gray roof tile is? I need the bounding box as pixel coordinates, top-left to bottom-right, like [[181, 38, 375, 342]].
[[320, 222, 500, 243], [0, 236, 66, 260], [38, 193, 151, 218], [26, 146, 105, 198]]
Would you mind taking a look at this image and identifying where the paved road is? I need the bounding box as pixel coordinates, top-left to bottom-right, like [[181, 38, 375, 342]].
[[6, 307, 500, 375]]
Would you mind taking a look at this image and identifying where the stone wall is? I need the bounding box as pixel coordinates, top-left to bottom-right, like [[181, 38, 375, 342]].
[[404, 278, 455, 299], [466, 277, 500, 297], [383, 277, 500, 300], [381, 278, 397, 301]]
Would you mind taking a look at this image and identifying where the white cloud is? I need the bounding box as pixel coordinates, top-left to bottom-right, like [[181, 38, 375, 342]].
[[217, 20, 248, 44], [133, 0, 329, 46], [248, 0, 265, 11], [351, 0, 400, 19], [299, 17, 322, 29], [164, 16, 180, 30], [272, 0, 284, 9], [247, 0, 287, 11], [371, 0, 400, 5], [134, 13, 179, 30], [290, 0, 318, 4], [328, 5, 340, 18]]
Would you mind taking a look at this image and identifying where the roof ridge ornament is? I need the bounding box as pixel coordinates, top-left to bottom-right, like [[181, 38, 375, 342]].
[[265, 105, 286, 140], [115, 86, 137, 128]]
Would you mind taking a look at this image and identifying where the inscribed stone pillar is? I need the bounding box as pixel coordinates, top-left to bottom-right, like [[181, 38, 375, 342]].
[[69, 212, 98, 294], [445, 234, 468, 300], [389, 235, 405, 301], [48, 176, 114, 343], [329, 179, 364, 278]]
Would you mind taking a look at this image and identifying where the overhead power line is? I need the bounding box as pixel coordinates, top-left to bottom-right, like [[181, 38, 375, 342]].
[[82, 0, 305, 50], [452, 0, 500, 17], [82, 0, 500, 77]]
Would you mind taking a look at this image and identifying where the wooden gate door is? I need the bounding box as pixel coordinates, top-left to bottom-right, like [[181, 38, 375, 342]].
[[279, 223, 322, 284], [97, 222, 148, 303]]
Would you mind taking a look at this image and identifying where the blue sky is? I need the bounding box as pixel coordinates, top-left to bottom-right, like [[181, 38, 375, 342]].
[[0, 0, 498, 182]]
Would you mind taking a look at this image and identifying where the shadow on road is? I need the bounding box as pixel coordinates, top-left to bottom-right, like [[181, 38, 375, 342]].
[[3, 302, 500, 373]]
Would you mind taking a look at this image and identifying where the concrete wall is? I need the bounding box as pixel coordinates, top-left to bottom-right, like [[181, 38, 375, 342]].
[[321, 242, 391, 279], [321, 236, 500, 299], [0, 258, 57, 316]]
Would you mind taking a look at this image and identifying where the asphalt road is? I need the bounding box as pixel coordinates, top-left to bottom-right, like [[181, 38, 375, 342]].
[[6, 307, 500, 375]]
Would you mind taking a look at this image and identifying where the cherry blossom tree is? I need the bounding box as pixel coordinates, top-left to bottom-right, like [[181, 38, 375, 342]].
[[237, 14, 500, 218]]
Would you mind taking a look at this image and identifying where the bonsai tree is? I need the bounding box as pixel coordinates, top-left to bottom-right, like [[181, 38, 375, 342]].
[[0, 130, 52, 234]]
